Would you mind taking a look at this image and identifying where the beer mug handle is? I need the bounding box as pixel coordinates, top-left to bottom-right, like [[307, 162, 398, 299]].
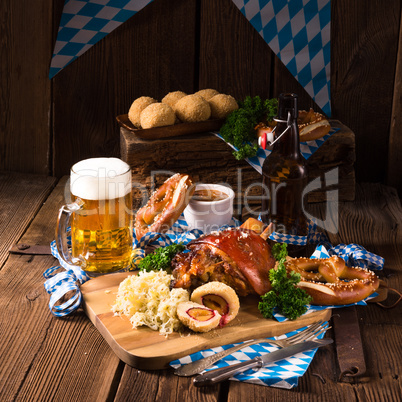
[[55, 198, 85, 267]]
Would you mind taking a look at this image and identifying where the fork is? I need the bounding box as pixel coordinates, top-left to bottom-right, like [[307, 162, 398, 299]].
[[174, 320, 330, 377], [263, 320, 329, 348]]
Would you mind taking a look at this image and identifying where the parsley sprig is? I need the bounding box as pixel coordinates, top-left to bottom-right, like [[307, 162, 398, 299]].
[[258, 243, 312, 320], [220, 96, 278, 160], [138, 243, 185, 273]]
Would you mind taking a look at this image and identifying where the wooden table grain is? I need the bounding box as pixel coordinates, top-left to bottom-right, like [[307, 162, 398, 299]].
[[0, 172, 401, 402]]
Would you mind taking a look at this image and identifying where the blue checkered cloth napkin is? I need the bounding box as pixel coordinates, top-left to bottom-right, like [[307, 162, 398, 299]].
[[214, 126, 339, 176], [170, 322, 329, 389], [49, 0, 153, 78], [44, 214, 383, 320], [265, 217, 384, 321], [272, 240, 383, 322]]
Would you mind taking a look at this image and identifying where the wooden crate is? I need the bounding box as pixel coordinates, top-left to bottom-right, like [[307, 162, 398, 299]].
[[120, 120, 355, 214]]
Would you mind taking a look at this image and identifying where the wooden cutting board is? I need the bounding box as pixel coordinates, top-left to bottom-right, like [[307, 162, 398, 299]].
[[81, 272, 331, 370]]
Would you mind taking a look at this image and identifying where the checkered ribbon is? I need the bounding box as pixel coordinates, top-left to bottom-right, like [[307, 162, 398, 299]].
[[170, 322, 329, 389], [269, 231, 307, 245], [306, 219, 384, 271], [49, 0, 153, 78], [44, 231, 91, 316], [43, 262, 91, 317], [233, 0, 331, 116]]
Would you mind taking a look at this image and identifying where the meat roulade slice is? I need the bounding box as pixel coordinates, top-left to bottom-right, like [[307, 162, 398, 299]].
[[191, 282, 240, 326], [176, 301, 221, 333]]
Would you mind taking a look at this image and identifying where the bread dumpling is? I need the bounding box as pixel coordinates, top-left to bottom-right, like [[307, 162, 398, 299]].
[[174, 94, 211, 123], [191, 282, 240, 326], [208, 94, 239, 119], [140, 103, 176, 129], [128, 96, 157, 128], [195, 89, 220, 101], [177, 301, 221, 332], [162, 91, 187, 108]]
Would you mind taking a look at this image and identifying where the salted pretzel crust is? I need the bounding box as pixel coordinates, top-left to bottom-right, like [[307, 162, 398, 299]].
[[285, 256, 379, 305]]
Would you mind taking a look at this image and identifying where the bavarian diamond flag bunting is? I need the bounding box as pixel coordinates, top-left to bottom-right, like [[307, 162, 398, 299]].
[[50, 0, 332, 115], [232, 0, 331, 116], [49, 0, 153, 79]]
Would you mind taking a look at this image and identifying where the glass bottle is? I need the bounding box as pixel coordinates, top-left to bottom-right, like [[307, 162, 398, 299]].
[[261, 93, 308, 254]]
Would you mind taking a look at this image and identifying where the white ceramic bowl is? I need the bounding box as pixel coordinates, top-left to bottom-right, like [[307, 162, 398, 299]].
[[184, 184, 235, 233]]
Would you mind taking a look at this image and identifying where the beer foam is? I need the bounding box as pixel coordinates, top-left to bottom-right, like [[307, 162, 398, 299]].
[[70, 158, 131, 200]]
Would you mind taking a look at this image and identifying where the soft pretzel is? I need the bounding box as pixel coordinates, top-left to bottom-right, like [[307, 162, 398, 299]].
[[285, 256, 379, 305], [135, 173, 195, 240], [298, 108, 331, 141]]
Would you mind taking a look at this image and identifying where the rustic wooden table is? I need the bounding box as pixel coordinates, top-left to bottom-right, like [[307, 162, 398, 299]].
[[0, 171, 401, 401]]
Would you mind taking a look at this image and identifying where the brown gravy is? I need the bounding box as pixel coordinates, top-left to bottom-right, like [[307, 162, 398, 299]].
[[193, 189, 229, 202]]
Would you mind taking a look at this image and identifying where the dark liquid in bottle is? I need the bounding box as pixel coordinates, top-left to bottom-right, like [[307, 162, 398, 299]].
[[261, 93, 308, 257], [261, 176, 307, 236]]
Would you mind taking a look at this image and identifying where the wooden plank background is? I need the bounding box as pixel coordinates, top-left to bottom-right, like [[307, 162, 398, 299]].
[[1, 0, 401, 195]]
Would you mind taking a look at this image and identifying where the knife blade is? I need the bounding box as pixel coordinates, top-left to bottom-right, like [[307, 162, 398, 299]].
[[193, 338, 333, 387], [175, 338, 269, 377]]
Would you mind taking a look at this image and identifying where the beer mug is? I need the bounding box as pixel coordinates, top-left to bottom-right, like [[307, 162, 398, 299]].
[[56, 158, 133, 276]]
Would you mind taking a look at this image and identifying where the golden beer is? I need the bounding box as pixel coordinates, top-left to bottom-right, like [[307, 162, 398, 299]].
[[71, 193, 133, 274], [56, 158, 133, 276]]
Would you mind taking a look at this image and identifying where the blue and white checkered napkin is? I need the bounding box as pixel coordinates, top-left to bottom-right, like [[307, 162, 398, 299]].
[[215, 126, 339, 175], [49, 0, 153, 78], [43, 215, 240, 317], [130, 215, 241, 266], [272, 240, 383, 322], [312, 242, 385, 271], [254, 214, 325, 247], [232, 0, 332, 116], [170, 322, 329, 389]]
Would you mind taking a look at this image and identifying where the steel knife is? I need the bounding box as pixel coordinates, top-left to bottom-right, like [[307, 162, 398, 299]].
[[193, 338, 333, 387], [175, 338, 270, 377]]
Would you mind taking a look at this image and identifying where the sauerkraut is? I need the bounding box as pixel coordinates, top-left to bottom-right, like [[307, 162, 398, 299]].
[[112, 270, 189, 335]]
